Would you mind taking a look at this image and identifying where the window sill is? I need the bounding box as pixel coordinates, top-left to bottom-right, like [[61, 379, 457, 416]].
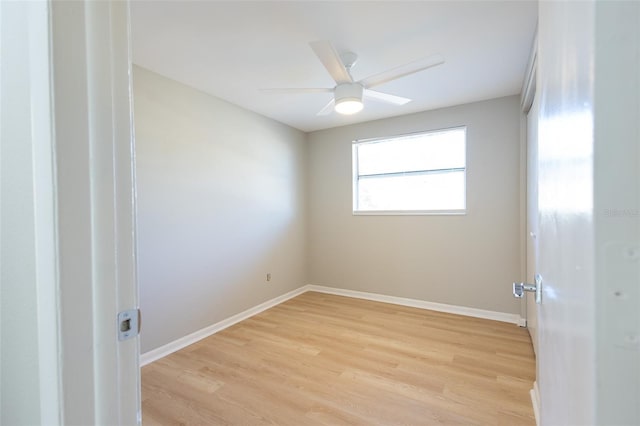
[[353, 210, 467, 216]]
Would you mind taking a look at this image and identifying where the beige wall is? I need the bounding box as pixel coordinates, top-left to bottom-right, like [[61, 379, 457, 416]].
[[133, 66, 308, 352], [307, 96, 522, 314], [134, 73, 522, 354]]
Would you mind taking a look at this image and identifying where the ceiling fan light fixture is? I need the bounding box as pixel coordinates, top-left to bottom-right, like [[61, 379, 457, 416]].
[[334, 83, 364, 115], [335, 98, 363, 115]]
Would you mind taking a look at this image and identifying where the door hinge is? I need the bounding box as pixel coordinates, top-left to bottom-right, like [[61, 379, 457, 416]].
[[117, 309, 140, 341]]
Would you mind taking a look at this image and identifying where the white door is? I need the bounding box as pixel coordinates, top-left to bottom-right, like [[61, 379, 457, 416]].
[[536, 1, 640, 425], [537, 1, 597, 424]]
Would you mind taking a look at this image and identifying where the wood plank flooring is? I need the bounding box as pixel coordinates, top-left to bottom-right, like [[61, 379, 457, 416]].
[[142, 292, 536, 425]]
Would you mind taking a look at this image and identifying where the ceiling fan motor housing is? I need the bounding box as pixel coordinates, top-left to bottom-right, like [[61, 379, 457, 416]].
[[335, 83, 363, 103]]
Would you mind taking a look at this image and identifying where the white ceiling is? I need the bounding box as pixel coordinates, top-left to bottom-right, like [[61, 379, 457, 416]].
[[131, 1, 537, 133]]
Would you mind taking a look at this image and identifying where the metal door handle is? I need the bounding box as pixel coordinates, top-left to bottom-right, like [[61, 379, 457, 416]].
[[513, 282, 536, 297], [512, 274, 543, 304]]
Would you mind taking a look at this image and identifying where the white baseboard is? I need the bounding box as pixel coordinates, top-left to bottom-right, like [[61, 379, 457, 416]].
[[530, 380, 540, 426], [141, 284, 523, 365], [307, 285, 522, 325], [139, 286, 307, 366]]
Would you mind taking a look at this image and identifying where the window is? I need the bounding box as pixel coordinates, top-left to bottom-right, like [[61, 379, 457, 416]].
[[352, 127, 466, 214]]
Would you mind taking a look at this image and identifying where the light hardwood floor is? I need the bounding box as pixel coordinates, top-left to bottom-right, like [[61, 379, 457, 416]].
[[142, 292, 536, 425]]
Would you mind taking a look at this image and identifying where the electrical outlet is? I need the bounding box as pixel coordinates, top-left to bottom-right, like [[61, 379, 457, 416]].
[[266, 273, 271, 282]]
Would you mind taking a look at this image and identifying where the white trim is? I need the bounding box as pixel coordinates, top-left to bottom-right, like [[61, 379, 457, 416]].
[[31, 0, 62, 419], [353, 210, 466, 216], [1, 1, 61, 422], [140, 286, 308, 366], [141, 284, 523, 365], [519, 111, 528, 324], [521, 26, 538, 114], [518, 317, 528, 327], [48, 2, 139, 422], [308, 285, 522, 325], [530, 380, 541, 426], [353, 124, 468, 144]]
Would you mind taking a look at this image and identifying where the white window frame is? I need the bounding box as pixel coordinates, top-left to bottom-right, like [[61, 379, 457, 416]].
[[352, 126, 467, 216]]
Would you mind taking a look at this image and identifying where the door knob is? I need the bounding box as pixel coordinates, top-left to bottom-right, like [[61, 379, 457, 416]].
[[513, 282, 536, 298], [512, 274, 543, 304]]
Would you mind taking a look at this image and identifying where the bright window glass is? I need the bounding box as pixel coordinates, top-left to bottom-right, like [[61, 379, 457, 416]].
[[353, 127, 466, 213]]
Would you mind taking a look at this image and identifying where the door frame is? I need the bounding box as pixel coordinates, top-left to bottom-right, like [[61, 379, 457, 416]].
[[50, 1, 141, 423], [519, 28, 540, 426], [1, 1, 140, 423], [1, 1, 61, 422], [520, 26, 537, 332]]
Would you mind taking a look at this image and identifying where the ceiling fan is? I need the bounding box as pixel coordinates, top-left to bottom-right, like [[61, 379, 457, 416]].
[[263, 40, 445, 116]]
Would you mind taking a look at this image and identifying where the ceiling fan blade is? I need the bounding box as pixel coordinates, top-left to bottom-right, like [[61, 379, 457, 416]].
[[261, 88, 333, 94], [316, 99, 335, 116], [309, 40, 353, 84], [359, 53, 445, 89], [364, 89, 411, 105]]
